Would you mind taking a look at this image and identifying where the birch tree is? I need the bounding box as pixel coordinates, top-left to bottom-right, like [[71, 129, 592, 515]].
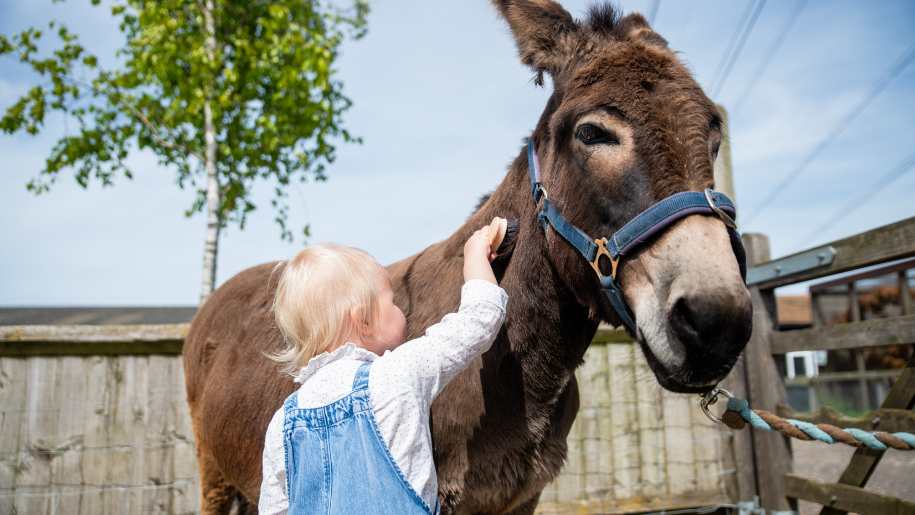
[[1, 0, 369, 303]]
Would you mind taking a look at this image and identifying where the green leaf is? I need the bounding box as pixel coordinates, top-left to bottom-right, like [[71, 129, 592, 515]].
[[3, 0, 369, 254]]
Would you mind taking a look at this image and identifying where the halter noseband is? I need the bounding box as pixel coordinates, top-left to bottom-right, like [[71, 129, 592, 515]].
[[527, 139, 747, 336]]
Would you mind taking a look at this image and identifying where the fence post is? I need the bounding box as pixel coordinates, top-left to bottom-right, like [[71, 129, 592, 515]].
[[720, 330, 757, 503], [714, 105, 736, 201], [742, 233, 794, 511], [899, 270, 912, 315]]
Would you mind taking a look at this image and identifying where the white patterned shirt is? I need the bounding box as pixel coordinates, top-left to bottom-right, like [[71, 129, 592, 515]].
[[259, 279, 508, 514]]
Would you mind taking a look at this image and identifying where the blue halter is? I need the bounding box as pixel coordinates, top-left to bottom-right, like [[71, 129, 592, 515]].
[[527, 139, 747, 336]]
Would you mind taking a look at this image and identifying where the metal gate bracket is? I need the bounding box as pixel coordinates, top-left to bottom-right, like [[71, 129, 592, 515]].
[[746, 245, 836, 286]]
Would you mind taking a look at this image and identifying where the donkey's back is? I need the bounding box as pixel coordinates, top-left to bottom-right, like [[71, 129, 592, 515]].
[[184, 261, 295, 512]]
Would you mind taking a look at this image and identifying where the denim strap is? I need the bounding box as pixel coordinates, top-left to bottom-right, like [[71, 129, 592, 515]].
[[281, 390, 299, 433], [283, 390, 299, 413], [352, 362, 371, 391]]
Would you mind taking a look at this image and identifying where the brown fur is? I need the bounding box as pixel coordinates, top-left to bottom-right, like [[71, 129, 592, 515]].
[[183, 2, 751, 514]]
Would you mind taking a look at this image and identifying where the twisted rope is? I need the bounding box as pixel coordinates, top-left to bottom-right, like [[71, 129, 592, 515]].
[[722, 398, 915, 451]]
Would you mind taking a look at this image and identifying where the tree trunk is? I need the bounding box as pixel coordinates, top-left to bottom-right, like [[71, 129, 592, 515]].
[[199, 0, 220, 306]]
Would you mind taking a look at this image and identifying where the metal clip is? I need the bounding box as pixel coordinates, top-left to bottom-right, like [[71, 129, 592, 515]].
[[699, 386, 734, 424], [590, 237, 619, 280], [704, 188, 737, 229], [534, 183, 549, 203]]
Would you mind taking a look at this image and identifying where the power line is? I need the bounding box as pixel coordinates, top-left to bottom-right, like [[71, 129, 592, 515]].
[[731, 0, 808, 115], [709, 0, 758, 97], [711, 0, 767, 99], [742, 41, 915, 226], [797, 151, 915, 246], [648, 0, 661, 25]]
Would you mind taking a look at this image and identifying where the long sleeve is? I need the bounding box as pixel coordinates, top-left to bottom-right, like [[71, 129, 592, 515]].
[[372, 279, 508, 407], [258, 408, 288, 515]]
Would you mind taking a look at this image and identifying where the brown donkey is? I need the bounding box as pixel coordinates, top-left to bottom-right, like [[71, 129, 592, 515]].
[[183, 2, 753, 513]]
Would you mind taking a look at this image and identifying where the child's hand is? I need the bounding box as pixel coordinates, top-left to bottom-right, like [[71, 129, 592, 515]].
[[463, 217, 507, 284]]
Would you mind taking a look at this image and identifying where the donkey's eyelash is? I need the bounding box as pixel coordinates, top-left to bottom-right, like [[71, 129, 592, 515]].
[[575, 123, 620, 145]]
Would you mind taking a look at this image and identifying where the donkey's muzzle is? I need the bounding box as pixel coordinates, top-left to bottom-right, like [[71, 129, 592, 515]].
[[669, 288, 753, 378]]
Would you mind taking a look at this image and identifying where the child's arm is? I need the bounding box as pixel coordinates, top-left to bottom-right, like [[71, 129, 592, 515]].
[[258, 409, 289, 515], [374, 218, 509, 404]]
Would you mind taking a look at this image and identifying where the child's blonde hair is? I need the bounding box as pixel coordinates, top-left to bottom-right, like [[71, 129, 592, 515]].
[[271, 243, 384, 375]]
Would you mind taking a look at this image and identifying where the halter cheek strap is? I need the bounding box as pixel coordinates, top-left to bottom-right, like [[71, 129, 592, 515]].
[[527, 139, 747, 336]]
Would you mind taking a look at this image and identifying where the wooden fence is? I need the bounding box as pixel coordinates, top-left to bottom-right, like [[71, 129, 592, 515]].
[[537, 332, 731, 514], [0, 324, 733, 514], [10, 220, 913, 514], [0, 325, 196, 515], [723, 217, 915, 514]]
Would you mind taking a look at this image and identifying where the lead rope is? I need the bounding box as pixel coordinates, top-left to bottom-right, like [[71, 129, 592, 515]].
[[698, 387, 915, 451]]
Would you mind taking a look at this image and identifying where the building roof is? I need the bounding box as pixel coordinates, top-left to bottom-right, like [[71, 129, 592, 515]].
[[0, 295, 826, 329], [0, 307, 197, 326], [0, 298, 818, 328], [776, 295, 812, 327]]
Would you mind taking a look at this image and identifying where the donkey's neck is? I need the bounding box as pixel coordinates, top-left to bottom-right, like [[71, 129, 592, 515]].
[[388, 147, 601, 512], [390, 146, 600, 391]]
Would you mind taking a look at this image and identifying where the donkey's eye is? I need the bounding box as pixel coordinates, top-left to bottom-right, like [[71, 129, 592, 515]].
[[575, 124, 619, 145], [709, 134, 722, 162]]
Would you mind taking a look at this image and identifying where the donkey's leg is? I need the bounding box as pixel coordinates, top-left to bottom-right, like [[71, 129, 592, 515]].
[[196, 446, 239, 514], [193, 411, 238, 515], [228, 493, 259, 515]]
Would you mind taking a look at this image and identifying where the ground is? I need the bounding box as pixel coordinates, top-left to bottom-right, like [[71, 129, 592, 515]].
[[793, 442, 915, 514]]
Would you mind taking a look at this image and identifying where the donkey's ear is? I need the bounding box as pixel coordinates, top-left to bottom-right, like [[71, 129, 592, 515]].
[[614, 13, 669, 47], [492, 0, 578, 82]]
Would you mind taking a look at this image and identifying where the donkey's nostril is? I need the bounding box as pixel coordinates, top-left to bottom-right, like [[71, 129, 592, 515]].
[[669, 291, 751, 363], [670, 296, 703, 343]]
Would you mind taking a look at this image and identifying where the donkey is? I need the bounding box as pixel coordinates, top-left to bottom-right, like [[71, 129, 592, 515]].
[[183, 2, 753, 513]]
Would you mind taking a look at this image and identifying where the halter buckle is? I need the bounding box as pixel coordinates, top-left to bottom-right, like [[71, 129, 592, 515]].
[[534, 183, 549, 202], [590, 238, 619, 280], [704, 188, 737, 229]]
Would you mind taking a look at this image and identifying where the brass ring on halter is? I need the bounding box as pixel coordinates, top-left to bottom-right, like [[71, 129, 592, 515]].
[[590, 237, 619, 280]]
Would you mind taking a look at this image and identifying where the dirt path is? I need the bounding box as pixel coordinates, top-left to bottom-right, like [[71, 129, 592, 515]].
[[792, 443, 915, 514]]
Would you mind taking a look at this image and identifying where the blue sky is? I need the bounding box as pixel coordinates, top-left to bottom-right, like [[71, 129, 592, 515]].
[[3, 0, 914, 306]]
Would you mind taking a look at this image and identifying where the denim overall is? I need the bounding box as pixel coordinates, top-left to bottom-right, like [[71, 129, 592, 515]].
[[283, 362, 438, 514]]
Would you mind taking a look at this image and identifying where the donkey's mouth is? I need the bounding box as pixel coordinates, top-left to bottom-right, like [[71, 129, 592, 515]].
[[636, 338, 728, 394]]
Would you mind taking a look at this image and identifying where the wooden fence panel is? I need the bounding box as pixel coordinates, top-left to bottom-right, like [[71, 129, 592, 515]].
[[2, 327, 733, 514], [536, 337, 731, 514], [750, 216, 915, 290], [609, 343, 640, 503], [771, 314, 915, 354], [0, 325, 186, 356], [0, 354, 198, 515], [786, 474, 915, 515], [818, 355, 915, 515], [741, 220, 915, 515]]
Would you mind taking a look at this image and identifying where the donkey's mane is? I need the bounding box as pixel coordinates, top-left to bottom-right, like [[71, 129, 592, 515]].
[[585, 3, 622, 34], [586, 3, 669, 47]]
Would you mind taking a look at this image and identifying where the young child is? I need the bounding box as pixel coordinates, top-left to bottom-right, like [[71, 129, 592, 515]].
[[259, 217, 509, 515]]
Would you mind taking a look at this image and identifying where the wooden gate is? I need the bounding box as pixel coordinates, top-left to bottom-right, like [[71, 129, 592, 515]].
[[724, 217, 915, 514]]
